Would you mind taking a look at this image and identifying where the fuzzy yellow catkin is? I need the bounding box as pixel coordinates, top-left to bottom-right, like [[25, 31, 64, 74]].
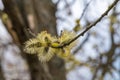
[[24, 30, 77, 62], [56, 47, 70, 58], [24, 31, 56, 62], [61, 30, 77, 48], [55, 30, 77, 59], [24, 38, 41, 54], [37, 47, 56, 62], [73, 19, 81, 32]]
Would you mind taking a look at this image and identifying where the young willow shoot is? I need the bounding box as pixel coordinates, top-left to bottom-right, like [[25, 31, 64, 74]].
[[24, 31, 76, 62]]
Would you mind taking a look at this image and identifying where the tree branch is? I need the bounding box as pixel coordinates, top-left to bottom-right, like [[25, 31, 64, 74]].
[[52, 0, 119, 48]]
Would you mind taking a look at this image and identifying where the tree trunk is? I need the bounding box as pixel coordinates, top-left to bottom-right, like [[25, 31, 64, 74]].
[[0, 64, 5, 80], [2, 0, 66, 80]]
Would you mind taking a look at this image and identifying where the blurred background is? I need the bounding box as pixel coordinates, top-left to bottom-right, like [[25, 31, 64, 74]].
[[0, 0, 120, 80]]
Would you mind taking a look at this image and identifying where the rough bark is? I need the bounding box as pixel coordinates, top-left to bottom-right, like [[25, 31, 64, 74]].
[[2, 0, 66, 80]]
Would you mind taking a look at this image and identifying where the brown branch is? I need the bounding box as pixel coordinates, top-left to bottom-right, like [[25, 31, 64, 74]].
[[52, 0, 119, 48], [26, 28, 36, 37]]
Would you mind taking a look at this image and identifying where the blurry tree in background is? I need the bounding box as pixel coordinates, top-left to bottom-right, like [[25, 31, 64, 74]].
[[0, 0, 120, 80], [1, 0, 65, 80]]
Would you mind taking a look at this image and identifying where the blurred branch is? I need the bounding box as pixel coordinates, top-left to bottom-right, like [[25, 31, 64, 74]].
[[92, 65, 100, 80], [25, 28, 36, 37], [0, 12, 21, 45], [79, 0, 93, 20], [92, 10, 120, 80], [64, 0, 74, 15], [73, 0, 93, 32], [73, 32, 90, 54], [0, 43, 5, 80], [0, 63, 5, 80], [64, 0, 76, 10], [116, 44, 120, 47], [42, 64, 53, 80], [55, 0, 60, 6]]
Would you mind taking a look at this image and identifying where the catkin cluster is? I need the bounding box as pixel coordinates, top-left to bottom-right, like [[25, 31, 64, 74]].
[[24, 30, 76, 62]]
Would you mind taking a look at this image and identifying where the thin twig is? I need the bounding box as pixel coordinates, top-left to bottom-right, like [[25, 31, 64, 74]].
[[52, 0, 119, 48], [26, 28, 36, 37], [73, 32, 90, 54], [79, 0, 93, 20]]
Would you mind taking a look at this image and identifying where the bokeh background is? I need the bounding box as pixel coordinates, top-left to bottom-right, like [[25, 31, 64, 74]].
[[0, 0, 120, 80]]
